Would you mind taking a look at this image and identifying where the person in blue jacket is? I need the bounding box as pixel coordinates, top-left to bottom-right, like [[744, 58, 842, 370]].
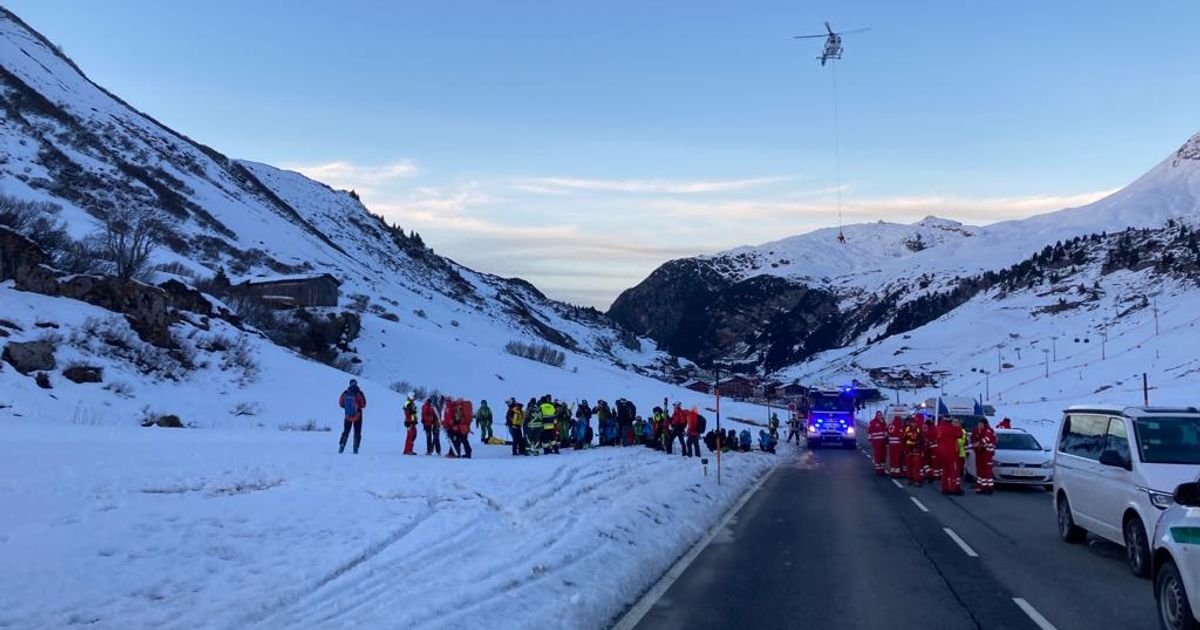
[[738, 429, 752, 452], [758, 429, 777, 454]]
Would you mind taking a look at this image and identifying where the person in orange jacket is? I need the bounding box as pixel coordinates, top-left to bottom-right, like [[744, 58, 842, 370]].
[[886, 415, 905, 478], [402, 394, 418, 455], [923, 416, 940, 482], [973, 417, 997, 494], [867, 411, 888, 476], [421, 398, 441, 456], [338, 379, 366, 454], [903, 416, 925, 486], [937, 416, 965, 495]]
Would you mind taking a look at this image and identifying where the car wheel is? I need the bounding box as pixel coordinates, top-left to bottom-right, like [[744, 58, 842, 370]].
[[1056, 494, 1086, 543], [1157, 559, 1200, 630], [1124, 517, 1152, 578]]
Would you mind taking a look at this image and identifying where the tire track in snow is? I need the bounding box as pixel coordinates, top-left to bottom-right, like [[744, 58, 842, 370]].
[[241, 504, 435, 628]]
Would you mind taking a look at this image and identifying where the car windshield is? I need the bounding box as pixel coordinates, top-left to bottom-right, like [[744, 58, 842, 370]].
[[1133, 416, 1200, 465], [810, 392, 854, 412], [996, 433, 1043, 451]]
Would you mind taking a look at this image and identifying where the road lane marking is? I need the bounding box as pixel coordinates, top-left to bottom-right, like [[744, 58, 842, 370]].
[[943, 527, 979, 557], [910, 497, 930, 512], [612, 465, 778, 630], [891, 479, 904, 489], [1013, 598, 1058, 630]]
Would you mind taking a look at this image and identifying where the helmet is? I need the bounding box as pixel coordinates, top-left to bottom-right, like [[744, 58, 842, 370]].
[[409, 391, 416, 399], [581, 399, 588, 405], [350, 379, 358, 386]]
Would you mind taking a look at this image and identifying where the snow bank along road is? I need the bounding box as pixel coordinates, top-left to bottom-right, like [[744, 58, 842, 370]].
[[627, 440, 1155, 630], [0, 420, 776, 629]]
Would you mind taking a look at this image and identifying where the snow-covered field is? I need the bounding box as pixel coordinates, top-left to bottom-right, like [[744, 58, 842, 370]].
[[1, 409, 777, 629]]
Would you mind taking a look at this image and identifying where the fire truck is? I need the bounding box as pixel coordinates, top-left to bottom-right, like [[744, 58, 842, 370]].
[[806, 387, 857, 449]]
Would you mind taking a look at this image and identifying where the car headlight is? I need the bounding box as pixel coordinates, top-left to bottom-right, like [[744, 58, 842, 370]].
[[807, 425, 818, 433], [846, 426, 855, 435], [1147, 489, 1174, 510]]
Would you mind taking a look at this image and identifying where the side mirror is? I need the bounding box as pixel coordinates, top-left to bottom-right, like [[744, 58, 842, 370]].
[[1099, 449, 1131, 470], [1175, 482, 1200, 508]]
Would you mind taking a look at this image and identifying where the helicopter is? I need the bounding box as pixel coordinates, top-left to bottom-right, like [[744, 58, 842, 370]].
[[793, 21, 870, 66]]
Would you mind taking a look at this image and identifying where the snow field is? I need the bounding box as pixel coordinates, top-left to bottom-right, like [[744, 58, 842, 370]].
[[0, 419, 778, 629]]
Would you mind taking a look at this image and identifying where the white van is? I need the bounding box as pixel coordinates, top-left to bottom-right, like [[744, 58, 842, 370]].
[[1053, 405, 1200, 578]]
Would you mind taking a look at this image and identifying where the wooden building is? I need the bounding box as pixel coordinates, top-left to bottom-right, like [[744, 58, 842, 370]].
[[238, 273, 340, 308]]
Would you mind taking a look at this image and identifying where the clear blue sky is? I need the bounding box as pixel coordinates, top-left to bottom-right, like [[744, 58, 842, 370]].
[[7, 0, 1200, 306]]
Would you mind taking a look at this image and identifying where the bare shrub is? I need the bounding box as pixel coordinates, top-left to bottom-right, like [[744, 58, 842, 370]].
[[94, 206, 173, 282], [70, 316, 192, 380], [0, 193, 71, 258], [504, 340, 566, 368], [230, 401, 261, 417], [104, 380, 135, 398]]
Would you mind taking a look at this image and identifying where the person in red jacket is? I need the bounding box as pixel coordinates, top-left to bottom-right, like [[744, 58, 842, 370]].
[[338, 379, 367, 454], [669, 403, 688, 456], [402, 394, 418, 455], [996, 417, 1011, 429], [937, 416, 965, 495], [973, 418, 997, 494], [421, 398, 441, 456], [923, 416, 940, 482], [454, 401, 473, 459], [903, 416, 925, 486], [867, 412, 888, 475], [685, 409, 703, 458], [886, 415, 905, 478]]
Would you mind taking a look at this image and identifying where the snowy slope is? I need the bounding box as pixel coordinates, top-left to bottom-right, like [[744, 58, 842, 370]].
[[0, 6, 670, 385], [611, 131, 1200, 369], [0, 9, 786, 629], [787, 219, 1200, 446]]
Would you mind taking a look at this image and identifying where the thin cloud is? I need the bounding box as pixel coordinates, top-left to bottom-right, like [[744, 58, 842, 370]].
[[283, 160, 420, 193], [652, 189, 1117, 223], [509, 175, 795, 195]]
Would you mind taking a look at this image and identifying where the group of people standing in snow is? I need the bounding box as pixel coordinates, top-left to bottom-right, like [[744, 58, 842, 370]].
[[335, 380, 778, 458], [865, 411, 1003, 495]]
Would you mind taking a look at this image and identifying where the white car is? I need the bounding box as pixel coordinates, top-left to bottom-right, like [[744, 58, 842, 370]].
[[965, 428, 1053, 488], [1152, 481, 1200, 630], [1053, 405, 1200, 578]]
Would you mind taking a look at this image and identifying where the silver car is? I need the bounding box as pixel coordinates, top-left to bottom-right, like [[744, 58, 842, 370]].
[[966, 428, 1054, 489]]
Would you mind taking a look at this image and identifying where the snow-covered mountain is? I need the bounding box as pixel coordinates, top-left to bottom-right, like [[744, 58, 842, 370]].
[[0, 5, 690, 424], [610, 131, 1200, 371]]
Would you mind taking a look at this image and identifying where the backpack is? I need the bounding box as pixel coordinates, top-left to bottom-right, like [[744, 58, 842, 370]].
[[696, 415, 707, 434], [342, 390, 359, 416]]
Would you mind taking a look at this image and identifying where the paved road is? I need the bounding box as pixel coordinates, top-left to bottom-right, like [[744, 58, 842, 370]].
[[629, 440, 1156, 630]]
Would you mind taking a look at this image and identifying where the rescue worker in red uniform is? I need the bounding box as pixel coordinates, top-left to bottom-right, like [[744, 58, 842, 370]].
[[886, 415, 905, 478], [903, 416, 924, 486], [937, 416, 965, 495], [402, 394, 418, 455], [922, 416, 940, 482], [867, 411, 888, 476], [997, 417, 1012, 429], [973, 417, 997, 494]]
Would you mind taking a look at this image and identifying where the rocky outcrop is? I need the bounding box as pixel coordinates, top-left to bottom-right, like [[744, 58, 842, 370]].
[[608, 258, 846, 369], [59, 275, 178, 347], [62, 365, 102, 383], [0, 226, 60, 295], [2, 339, 56, 373]]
